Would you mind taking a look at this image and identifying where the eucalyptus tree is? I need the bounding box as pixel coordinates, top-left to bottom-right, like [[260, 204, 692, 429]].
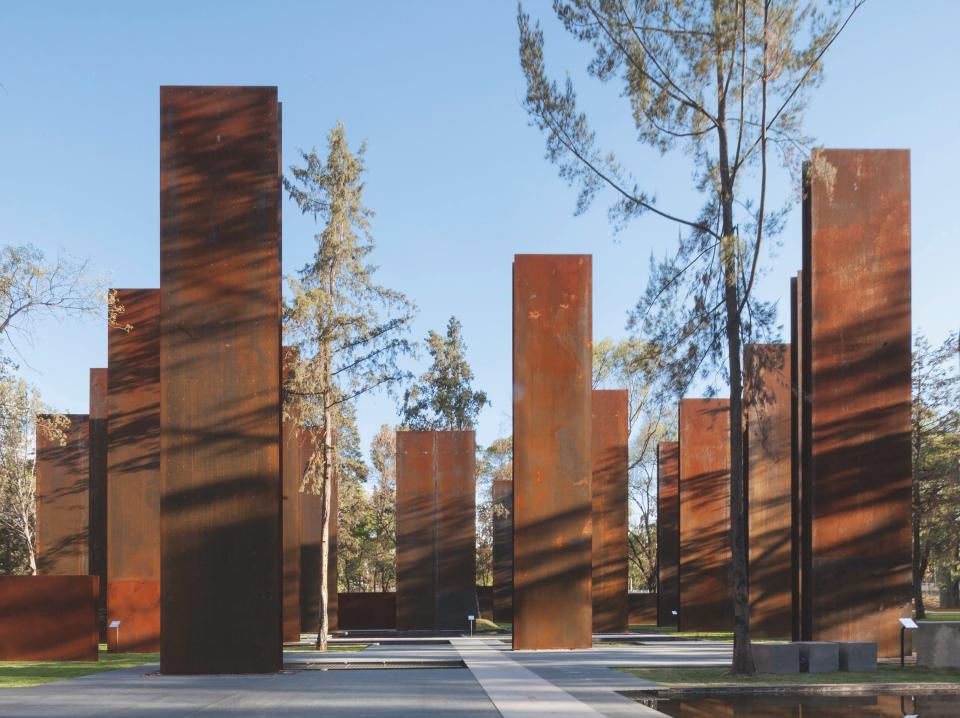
[[284, 122, 416, 650], [519, 0, 863, 673], [400, 316, 489, 431]]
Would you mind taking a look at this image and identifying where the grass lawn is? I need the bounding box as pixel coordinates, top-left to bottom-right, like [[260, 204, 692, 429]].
[[475, 619, 510, 634], [0, 650, 159, 689], [284, 644, 368, 652], [617, 664, 960, 687], [923, 612, 960, 621], [629, 625, 746, 641]]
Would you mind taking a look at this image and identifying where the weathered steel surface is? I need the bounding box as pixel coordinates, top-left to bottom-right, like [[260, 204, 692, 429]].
[[790, 273, 804, 642], [492, 478, 513, 624], [678, 398, 732, 632], [802, 149, 912, 656], [338, 592, 397, 630], [298, 429, 338, 633], [656, 441, 680, 627], [35, 414, 89, 576], [281, 347, 301, 642], [512, 254, 593, 650], [88, 368, 108, 641], [628, 592, 658, 626], [0, 576, 99, 661], [591, 389, 629, 634], [745, 343, 793, 638], [160, 86, 282, 674], [106, 579, 161, 653], [107, 288, 161, 652], [396, 430, 477, 632]]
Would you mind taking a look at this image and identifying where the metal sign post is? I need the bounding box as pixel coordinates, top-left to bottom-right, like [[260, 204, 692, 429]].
[[468, 615, 475, 637], [899, 617, 918, 668], [109, 620, 121, 653]]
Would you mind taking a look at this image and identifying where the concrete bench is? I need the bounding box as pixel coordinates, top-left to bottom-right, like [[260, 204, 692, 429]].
[[796, 641, 839, 673], [752, 642, 800, 674], [835, 641, 877, 672], [916, 621, 960, 669]]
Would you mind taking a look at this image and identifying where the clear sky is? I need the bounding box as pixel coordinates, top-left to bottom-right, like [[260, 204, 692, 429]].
[[1, 1, 957, 457]]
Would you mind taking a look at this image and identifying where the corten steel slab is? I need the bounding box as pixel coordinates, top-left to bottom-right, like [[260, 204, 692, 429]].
[[790, 273, 804, 642], [628, 592, 658, 625], [281, 347, 301, 642], [0, 576, 99, 661], [802, 149, 912, 656], [106, 579, 160, 652], [492, 479, 513, 624], [160, 86, 282, 674], [512, 254, 592, 650], [591, 389, 629, 634], [745, 344, 793, 638], [298, 429, 338, 633], [89, 368, 108, 641], [656, 441, 680, 627], [338, 592, 397, 630], [678, 398, 733, 632], [396, 430, 477, 632], [36, 414, 90, 576], [107, 288, 161, 651]]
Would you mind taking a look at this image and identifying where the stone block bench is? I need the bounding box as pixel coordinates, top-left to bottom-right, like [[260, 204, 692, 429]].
[[916, 621, 960, 669], [753, 642, 800, 674], [796, 641, 839, 673]]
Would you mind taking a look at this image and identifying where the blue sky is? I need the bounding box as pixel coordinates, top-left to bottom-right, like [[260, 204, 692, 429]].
[[1, 1, 957, 457]]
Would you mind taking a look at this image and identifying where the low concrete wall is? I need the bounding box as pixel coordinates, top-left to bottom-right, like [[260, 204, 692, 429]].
[[628, 592, 658, 626], [337, 592, 396, 630], [916, 621, 960, 669], [0, 576, 99, 661]]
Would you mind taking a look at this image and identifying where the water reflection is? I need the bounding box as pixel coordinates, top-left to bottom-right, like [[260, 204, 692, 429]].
[[649, 692, 960, 717]]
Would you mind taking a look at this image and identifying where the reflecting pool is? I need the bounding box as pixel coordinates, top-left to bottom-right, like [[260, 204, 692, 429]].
[[637, 691, 960, 716]]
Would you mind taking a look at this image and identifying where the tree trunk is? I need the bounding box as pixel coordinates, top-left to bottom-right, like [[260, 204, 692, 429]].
[[316, 405, 333, 651], [912, 462, 926, 618]]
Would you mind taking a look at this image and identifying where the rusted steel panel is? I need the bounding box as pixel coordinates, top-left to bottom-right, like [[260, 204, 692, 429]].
[[107, 288, 160, 652], [790, 273, 804, 642], [628, 592, 658, 626], [745, 344, 793, 638], [492, 479, 513, 624], [281, 347, 301, 642], [678, 398, 732, 632], [0, 576, 99, 661], [106, 579, 161, 652], [396, 430, 477, 632], [656, 441, 680, 627], [298, 429, 338, 633], [338, 592, 397, 630], [160, 86, 282, 674], [88, 368, 108, 641], [591, 389, 629, 634], [803, 149, 912, 656], [36, 414, 89, 576], [513, 254, 593, 650]]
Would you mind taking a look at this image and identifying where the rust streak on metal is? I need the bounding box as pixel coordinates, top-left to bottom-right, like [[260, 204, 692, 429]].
[[591, 389, 629, 634], [512, 254, 592, 650], [678, 398, 732, 632]]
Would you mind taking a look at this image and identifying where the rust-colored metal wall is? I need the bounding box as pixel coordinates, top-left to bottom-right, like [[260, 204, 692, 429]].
[[802, 149, 912, 656], [512, 254, 592, 649], [591, 389, 629, 634], [36, 414, 89, 576], [396, 431, 477, 632], [656, 441, 680, 627], [492, 478, 513, 624], [160, 86, 282, 674], [745, 344, 793, 638], [628, 592, 658, 626], [89, 368, 108, 640], [678, 398, 732, 632], [338, 592, 396, 630], [107, 288, 161, 652], [106, 579, 161, 653], [790, 273, 804, 642], [281, 347, 301, 642], [298, 429, 338, 634], [0, 576, 99, 661]]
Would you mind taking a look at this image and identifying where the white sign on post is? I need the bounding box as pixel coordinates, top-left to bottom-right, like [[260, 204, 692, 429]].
[[900, 618, 918, 629], [109, 620, 121, 629]]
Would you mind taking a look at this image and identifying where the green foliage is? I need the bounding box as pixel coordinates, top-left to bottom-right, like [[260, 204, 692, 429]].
[[476, 436, 512, 585], [400, 316, 488, 431]]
